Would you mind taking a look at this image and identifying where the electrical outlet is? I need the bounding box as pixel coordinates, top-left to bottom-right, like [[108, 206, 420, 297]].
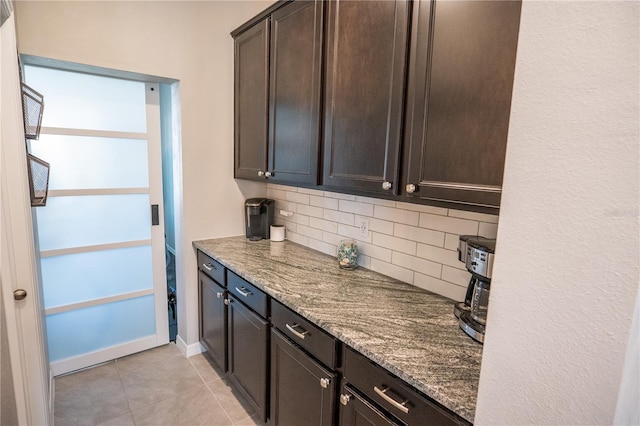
[[358, 217, 369, 237]]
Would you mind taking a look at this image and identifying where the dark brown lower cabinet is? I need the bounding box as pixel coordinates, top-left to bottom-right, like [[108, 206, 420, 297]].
[[339, 382, 399, 426], [270, 329, 337, 426], [227, 294, 269, 422], [342, 347, 468, 426], [198, 271, 227, 371]]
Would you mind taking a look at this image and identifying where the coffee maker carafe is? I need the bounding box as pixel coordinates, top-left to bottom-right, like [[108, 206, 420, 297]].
[[245, 198, 275, 241], [454, 236, 496, 344]]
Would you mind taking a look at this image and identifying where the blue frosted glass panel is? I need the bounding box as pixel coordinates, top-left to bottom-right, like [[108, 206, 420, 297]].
[[41, 246, 153, 309], [46, 296, 156, 362], [36, 194, 151, 251], [30, 135, 149, 190], [24, 66, 146, 133]]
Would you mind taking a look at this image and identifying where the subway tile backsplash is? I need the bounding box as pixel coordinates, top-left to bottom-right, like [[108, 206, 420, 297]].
[[267, 184, 499, 301]]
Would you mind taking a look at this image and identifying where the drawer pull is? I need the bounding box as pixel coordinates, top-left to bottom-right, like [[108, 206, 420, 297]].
[[202, 262, 216, 271], [340, 393, 351, 406], [374, 386, 409, 414], [235, 286, 252, 297], [285, 323, 308, 339]]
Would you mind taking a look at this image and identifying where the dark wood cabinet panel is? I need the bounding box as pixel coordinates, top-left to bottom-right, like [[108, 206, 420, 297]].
[[268, 0, 323, 185], [343, 347, 468, 426], [270, 329, 337, 426], [271, 299, 338, 370], [403, 0, 521, 211], [339, 383, 399, 426], [227, 294, 270, 422], [198, 271, 227, 372], [234, 19, 270, 181], [322, 0, 410, 195], [197, 250, 225, 284], [228, 271, 268, 318]]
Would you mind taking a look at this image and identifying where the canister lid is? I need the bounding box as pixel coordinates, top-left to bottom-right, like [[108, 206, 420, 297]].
[[466, 237, 496, 254]]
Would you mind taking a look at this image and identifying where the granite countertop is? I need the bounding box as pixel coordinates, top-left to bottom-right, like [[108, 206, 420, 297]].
[[193, 236, 483, 423]]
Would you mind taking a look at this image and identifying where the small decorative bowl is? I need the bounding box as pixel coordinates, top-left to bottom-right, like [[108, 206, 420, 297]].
[[337, 239, 359, 270]]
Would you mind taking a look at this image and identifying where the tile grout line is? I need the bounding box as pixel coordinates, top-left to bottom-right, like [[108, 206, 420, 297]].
[[114, 358, 140, 426], [201, 376, 237, 425]]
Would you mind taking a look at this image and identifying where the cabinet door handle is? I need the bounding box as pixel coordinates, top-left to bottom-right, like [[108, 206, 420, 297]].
[[406, 183, 416, 193], [320, 378, 331, 388], [374, 386, 409, 414], [382, 181, 392, 190], [202, 262, 216, 271], [216, 292, 223, 299], [285, 323, 308, 339], [340, 393, 351, 406], [235, 286, 252, 297], [265, 171, 272, 178], [224, 298, 231, 305], [258, 170, 265, 177]]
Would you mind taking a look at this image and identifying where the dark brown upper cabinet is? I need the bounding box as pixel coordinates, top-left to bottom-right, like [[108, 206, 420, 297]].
[[233, 18, 270, 181], [322, 0, 410, 196], [233, 0, 323, 185], [268, 0, 324, 185], [402, 0, 521, 212]]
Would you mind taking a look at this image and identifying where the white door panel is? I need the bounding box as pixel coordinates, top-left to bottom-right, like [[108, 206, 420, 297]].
[[24, 66, 169, 376]]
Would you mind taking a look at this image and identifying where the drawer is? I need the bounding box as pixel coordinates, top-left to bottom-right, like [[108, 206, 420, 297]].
[[271, 299, 338, 369], [227, 271, 268, 318], [197, 250, 225, 285], [343, 347, 468, 426]]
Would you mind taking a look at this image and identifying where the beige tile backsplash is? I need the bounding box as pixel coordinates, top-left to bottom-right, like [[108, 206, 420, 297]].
[[267, 183, 499, 301]]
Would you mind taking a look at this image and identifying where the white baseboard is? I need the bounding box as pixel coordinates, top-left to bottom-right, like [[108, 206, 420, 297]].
[[50, 336, 159, 376], [175, 334, 204, 357]]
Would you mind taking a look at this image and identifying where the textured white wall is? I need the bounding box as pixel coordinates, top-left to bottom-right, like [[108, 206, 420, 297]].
[[14, 1, 271, 346], [475, 1, 639, 424]]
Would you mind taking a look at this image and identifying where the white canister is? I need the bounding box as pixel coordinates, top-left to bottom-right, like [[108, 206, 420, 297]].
[[270, 225, 285, 242]]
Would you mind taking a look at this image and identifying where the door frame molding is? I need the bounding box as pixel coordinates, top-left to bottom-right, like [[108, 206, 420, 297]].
[[1, 13, 52, 425]]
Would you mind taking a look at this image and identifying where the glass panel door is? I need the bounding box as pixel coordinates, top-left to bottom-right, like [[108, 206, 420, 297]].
[[24, 66, 168, 375]]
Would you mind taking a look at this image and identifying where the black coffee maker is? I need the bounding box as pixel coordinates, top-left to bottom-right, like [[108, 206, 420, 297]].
[[454, 235, 496, 344], [245, 198, 275, 241]]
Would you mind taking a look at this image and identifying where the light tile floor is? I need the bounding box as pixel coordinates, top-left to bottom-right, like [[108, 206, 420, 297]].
[[54, 344, 260, 426]]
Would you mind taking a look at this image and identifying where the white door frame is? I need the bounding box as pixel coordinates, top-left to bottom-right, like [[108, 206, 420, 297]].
[[1, 12, 52, 426]]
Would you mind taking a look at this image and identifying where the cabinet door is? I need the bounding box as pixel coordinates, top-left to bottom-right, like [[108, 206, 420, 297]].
[[339, 383, 400, 426], [403, 0, 521, 211], [227, 295, 269, 422], [268, 0, 323, 185], [322, 0, 410, 195], [270, 329, 337, 426], [199, 271, 227, 372], [234, 19, 270, 180]]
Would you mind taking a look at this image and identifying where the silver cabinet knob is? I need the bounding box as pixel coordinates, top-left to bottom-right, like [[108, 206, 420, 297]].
[[320, 378, 331, 388], [382, 181, 392, 190], [265, 171, 272, 178], [340, 394, 351, 406], [216, 292, 223, 299], [406, 183, 416, 193], [224, 299, 230, 305], [257, 171, 264, 177], [13, 289, 27, 301]]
